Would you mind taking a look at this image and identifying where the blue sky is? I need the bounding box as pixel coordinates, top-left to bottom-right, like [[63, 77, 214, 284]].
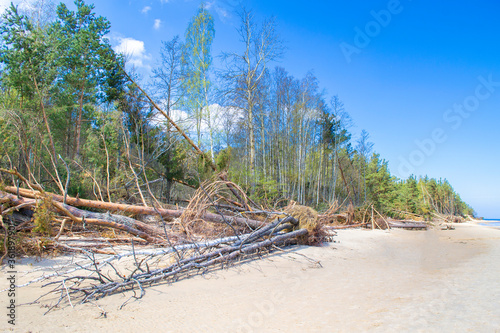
[[2, 0, 499, 218]]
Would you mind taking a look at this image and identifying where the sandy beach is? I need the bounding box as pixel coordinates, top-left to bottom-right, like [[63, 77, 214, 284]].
[[2, 222, 500, 332]]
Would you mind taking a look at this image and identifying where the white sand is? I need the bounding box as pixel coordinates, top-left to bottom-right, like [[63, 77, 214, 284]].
[[2, 222, 500, 332]]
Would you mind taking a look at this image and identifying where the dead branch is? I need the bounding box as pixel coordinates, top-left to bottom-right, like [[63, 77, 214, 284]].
[[31, 224, 308, 306]]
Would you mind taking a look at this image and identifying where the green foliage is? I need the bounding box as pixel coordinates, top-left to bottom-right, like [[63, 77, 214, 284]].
[[416, 177, 474, 217], [183, 3, 214, 95], [394, 175, 419, 213], [33, 196, 54, 234], [250, 175, 281, 207], [319, 102, 351, 151], [216, 147, 232, 171], [364, 164, 474, 219], [54, 0, 116, 98], [0, 112, 16, 158], [197, 152, 215, 180], [53, 0, 125, 158], [158, 141, 190, 181], [365, 153, 395, 213], [0, 4, 58, 99]]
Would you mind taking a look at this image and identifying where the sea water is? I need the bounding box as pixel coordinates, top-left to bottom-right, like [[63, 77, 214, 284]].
[[479, 219, 500, 228]]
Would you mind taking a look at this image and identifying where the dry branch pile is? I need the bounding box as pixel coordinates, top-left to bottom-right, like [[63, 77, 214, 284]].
[[0, 167, 333, 310], [30, 217, 309, 312]]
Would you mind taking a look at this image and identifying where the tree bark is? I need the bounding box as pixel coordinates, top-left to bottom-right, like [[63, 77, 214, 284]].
[[4, 186, 265, 229], [0, 190, 161, 242], [74, 83, 86, 159]]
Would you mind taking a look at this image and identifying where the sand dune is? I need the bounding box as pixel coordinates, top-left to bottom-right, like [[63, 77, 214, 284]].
[[2, 222, 500, 332]]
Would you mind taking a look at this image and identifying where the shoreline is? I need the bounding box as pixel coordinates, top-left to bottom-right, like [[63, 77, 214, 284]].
[[467, 218, 500, 229], [1, 222, 500, 332]]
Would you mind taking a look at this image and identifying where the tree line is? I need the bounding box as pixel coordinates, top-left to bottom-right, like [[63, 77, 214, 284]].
[[0, 0, 474, 218]]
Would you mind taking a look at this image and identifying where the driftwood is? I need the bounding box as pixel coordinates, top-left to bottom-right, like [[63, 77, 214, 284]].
[[0, 167, 327, 312], [327, 222, 369, 230], [57, 201, 163, 237], [388, 220, 428, 230]]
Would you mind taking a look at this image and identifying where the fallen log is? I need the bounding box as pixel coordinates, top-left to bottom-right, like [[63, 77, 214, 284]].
[[6, 186, 183, 216], [4, 186, 265, 229], [175, 198, 246, 213], [58, 201, 163, 238], [388, 220, 428, 230], [0, 191, 161, 242], [326, 222, 368, 230]]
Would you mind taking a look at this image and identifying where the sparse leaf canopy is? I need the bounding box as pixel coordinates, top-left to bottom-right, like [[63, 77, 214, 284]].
[[181, 3, 215, 148]]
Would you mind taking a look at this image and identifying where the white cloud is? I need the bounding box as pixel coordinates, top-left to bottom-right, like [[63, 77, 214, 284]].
[[113, 37, 151, 69], [151, 104, 242, 133], [141, 6, 151, 14], [202, 1, 229, 20], [0, 0, 13, 13], [160, 0, 169, 3], [149, 107, 191, 133], [153, 19, 161, 30], [114, 37, 145, 58], [0, 0, 27, 14], [215, 7, 229, 19], [149, 103, 244, 149]]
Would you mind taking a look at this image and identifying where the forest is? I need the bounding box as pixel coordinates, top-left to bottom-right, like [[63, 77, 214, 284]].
[[0, 0, 474, 236]]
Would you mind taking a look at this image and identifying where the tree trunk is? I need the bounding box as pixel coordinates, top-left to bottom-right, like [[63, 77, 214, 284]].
[[4, 186, 265, 229], [248, 102, 256, 189], [74, 84, 85, 159], [32, 77, 56, 161], [0, 191, 161, 242]]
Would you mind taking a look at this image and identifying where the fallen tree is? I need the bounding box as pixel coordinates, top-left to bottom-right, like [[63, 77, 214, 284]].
[[3, 186, 265, 229], [11, 216, 311, 312], [0, 167, 329, 311], [0, 191, 162, 242]]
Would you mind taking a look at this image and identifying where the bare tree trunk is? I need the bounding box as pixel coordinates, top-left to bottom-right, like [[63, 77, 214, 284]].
[[75, 84, 85, 159], [32, 77, 56, 161], [316, 144, 323, 206], [260, 110, 266, 181], [3, 186, 265, 229], [248, 100, 256, 188]]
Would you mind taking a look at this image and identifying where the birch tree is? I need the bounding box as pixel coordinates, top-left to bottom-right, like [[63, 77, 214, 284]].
[[221, 8, 283, 185], [182, 3, 215, 159], [153, 35, 185, 201]]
